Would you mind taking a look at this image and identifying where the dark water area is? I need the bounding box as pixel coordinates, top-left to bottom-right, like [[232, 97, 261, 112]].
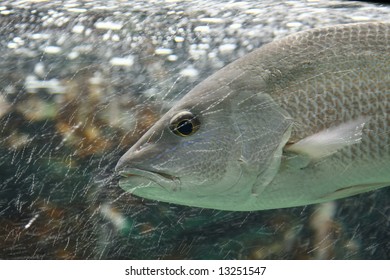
[[0, 0, 389, 259]]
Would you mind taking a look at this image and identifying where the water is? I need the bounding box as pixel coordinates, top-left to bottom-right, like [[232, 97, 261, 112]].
[[0, 0, 389, 259]]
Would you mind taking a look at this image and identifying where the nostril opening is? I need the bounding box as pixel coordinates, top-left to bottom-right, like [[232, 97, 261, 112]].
[[138, 142, 152, 152]]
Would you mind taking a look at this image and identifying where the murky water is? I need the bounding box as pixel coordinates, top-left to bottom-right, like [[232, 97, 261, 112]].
[[0, 0, 389, 259]]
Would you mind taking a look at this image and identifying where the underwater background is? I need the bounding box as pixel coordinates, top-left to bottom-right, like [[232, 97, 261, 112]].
[[0, 0, 389, 259]]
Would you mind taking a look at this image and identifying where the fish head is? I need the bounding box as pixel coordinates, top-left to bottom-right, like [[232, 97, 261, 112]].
[[116, 86, 251, 208], [115, 68, 293, 210]]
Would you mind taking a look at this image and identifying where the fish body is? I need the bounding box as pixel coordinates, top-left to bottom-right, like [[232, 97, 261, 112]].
[[116, 22, 390, 211]]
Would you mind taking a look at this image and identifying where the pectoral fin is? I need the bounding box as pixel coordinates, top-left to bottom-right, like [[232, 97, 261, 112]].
[[285, 117, 369, 160]]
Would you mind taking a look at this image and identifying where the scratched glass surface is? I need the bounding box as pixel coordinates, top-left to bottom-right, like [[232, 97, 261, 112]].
[[0, 0, 389, 259]]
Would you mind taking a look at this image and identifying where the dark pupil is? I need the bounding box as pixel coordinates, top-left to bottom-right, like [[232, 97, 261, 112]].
[[177, 120, 193, 135]]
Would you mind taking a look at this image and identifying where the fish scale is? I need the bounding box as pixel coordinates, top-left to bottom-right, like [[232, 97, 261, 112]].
[[266, 24, 389, 141]]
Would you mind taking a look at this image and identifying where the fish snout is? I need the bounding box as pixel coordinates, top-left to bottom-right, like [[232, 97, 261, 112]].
[[115, 142, 180, 191], [115, 142, 157, 173]]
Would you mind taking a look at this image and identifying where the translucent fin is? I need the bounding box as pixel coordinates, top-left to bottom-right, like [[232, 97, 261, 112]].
[[286, 117, 369, 159]]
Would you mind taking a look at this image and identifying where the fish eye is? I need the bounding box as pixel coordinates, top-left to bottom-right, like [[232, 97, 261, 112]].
[[169, 111, 200, 137]]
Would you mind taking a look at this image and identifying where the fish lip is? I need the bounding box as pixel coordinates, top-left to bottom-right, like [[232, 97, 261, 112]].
[[118, 168, 180, 191]]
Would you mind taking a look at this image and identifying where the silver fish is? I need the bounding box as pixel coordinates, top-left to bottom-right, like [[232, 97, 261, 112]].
[[116, 22, 390, 211]]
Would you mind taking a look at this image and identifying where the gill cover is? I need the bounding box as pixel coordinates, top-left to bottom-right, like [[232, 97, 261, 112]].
[[230, 90, 293, 197]]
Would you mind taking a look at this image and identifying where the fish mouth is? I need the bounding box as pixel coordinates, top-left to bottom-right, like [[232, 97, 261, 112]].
[[118, 168, 180, 191]]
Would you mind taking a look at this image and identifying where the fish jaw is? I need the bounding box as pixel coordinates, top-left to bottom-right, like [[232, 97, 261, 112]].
[[115, 127, 181, 193], [118, 167, 180, 192]]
